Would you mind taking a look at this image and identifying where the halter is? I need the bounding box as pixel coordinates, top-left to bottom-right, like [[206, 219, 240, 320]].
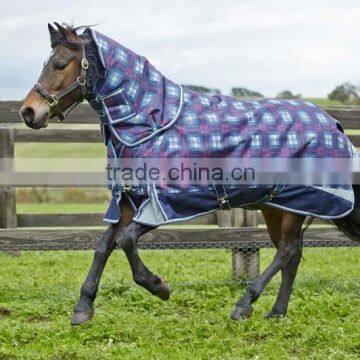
[[32, 44, 89, 121]]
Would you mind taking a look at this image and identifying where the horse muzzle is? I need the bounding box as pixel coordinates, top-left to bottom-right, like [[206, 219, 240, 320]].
[[19, 104, 49, 129]]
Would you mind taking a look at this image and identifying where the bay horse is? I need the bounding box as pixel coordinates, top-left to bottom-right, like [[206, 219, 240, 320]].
[[20, 23, 360, 326]]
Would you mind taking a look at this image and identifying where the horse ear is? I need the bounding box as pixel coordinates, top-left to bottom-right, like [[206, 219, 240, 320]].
[[54, 22, 79, 44], [48, 23, 59, 48], [48, 23, 57, 36], [54, 22, 72, 40], [54, 22, 66, 36]]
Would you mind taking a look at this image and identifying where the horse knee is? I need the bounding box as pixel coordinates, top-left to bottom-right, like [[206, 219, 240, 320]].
[[119, 227, 136, 251], [94, 239, 114, 258], [118, 222, 148, 251], [277, 244, 300, 267], [287, 247, 302, 272], [94, 227, 116, 256]]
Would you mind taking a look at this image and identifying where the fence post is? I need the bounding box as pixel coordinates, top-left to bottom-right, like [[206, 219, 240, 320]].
[[217, 208, 260, 281], [216, 210, 233, 227], [0, 126, 17, 228]]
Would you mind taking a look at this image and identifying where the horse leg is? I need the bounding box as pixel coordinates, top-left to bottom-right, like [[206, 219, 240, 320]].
[[231, 210, 305, 320], [71, 199, 134, 326], [119, 221, 171, 300], [265, 216, 303, 318], [260, 206, 303, 317]]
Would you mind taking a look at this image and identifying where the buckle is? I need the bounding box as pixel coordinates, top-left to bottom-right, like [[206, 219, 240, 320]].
[[77, 76, 86, 87], [219, 196, 231, 211], [268, 190, 276, 200], [81, 59, 89, 70], [33, 82, 41, 91], [47, 95, 58, 107]]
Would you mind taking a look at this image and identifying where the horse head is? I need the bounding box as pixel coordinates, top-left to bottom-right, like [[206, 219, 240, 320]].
[[20, 23, 88, 129]]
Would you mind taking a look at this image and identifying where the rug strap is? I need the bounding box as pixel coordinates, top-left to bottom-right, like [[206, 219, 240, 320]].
[[214, 185, 231, 211]]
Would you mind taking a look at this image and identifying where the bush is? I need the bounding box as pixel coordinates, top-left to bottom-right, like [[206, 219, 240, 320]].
[[276, 90, 301, 99], [328, 83, 360, 104], [231, 87, 263, 98]]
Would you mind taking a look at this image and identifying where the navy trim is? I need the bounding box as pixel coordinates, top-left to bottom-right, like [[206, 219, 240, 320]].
[[264, 201, 353, 220]]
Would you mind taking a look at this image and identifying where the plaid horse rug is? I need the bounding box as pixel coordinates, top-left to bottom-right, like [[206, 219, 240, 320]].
[[83, 28, 356, 226]]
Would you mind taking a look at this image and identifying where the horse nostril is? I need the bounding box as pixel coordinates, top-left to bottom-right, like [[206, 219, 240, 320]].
[[20, 106, 35, 125]]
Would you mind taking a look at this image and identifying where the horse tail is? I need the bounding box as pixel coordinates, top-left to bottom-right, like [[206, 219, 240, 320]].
[[332, 185, 360, 242]]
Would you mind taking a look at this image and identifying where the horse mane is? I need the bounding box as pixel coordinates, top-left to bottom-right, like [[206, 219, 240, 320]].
[[50, 23, 93, 49]]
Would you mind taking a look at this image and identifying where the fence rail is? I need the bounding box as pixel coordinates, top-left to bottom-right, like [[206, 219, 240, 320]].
[[0, 227, 358, 251], [1, 102, 360, 280]]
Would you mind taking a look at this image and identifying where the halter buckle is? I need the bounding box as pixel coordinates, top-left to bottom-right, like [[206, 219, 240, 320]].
[[33, 82, 41, 91], [47, 95, 58, 107], [77, 76, 86, 87], [81, 59, 89, 70]]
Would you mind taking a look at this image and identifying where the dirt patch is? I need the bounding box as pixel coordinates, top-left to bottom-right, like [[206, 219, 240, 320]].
[[0, 307, 11, 316], [26, 315, 50, 323]]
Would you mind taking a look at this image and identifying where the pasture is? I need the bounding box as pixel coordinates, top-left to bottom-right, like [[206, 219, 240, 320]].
[[0, 246, 359, 359]]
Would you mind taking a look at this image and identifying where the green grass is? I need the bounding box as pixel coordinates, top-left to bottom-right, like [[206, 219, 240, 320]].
[[305, 98, 343, 107], [0, 248, 359, 359], [17, 203, 107, 214], [15, 142, 105, 158]]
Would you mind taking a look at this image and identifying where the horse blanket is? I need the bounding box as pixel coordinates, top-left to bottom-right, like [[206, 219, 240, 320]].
[[84, 28, 356, 226]]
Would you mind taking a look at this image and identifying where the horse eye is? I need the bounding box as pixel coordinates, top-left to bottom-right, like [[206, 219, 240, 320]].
[[54, 62, 67, 70]]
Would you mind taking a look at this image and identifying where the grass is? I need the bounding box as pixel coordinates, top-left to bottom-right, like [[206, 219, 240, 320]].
[[15, 142, 104, 158], [305, 98, 343, 107], [16, 203, 107, 214], [0, 248, 359, 359]]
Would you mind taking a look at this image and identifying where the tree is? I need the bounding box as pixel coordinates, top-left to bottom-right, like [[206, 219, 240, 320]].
[[231, 87, 263, 98], [182, 85, 221, 94], [276, 90, 301, 99], [328, 83, 360, 104]]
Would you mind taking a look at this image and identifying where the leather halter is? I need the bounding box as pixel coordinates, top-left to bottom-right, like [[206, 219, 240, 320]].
[[32, 44, 89, 121]]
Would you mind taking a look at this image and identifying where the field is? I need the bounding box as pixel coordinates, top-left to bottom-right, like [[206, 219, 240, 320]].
[[0, 247, 359, 359]]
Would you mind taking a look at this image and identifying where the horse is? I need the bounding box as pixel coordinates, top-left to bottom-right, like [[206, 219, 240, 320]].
[[19, 23, 360, 326]]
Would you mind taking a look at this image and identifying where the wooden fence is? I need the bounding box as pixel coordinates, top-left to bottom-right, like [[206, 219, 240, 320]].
[[0, 101, 359, 280]]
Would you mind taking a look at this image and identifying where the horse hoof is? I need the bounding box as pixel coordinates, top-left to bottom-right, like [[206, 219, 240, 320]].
[[264, 310, 286, 319], [70, 309, 94, 326], [230, 305, 253, 320], [156, 279, 171, 301]]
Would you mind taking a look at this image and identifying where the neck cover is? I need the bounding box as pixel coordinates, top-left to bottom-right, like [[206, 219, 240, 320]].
[[85, 29, 356, 226], [87, 29, 183, 147]]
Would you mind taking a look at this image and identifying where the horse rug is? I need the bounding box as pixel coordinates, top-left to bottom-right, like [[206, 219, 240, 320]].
[[83, 28, 356, 226]]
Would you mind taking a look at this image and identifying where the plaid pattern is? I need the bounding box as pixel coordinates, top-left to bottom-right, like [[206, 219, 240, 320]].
[[210, 134, 223, 150], [168, 135, 181, 150], [126, 80, 140, 101], [268, 132, 281, 148], [115, 47, 129, 65], [87, 29, 355, 225], [205, 112, 219, 125], [106, 69, 124, 88], [89, 29, 354, 160], [188, 135, 203, 150], [141, 92, 156, 107]]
